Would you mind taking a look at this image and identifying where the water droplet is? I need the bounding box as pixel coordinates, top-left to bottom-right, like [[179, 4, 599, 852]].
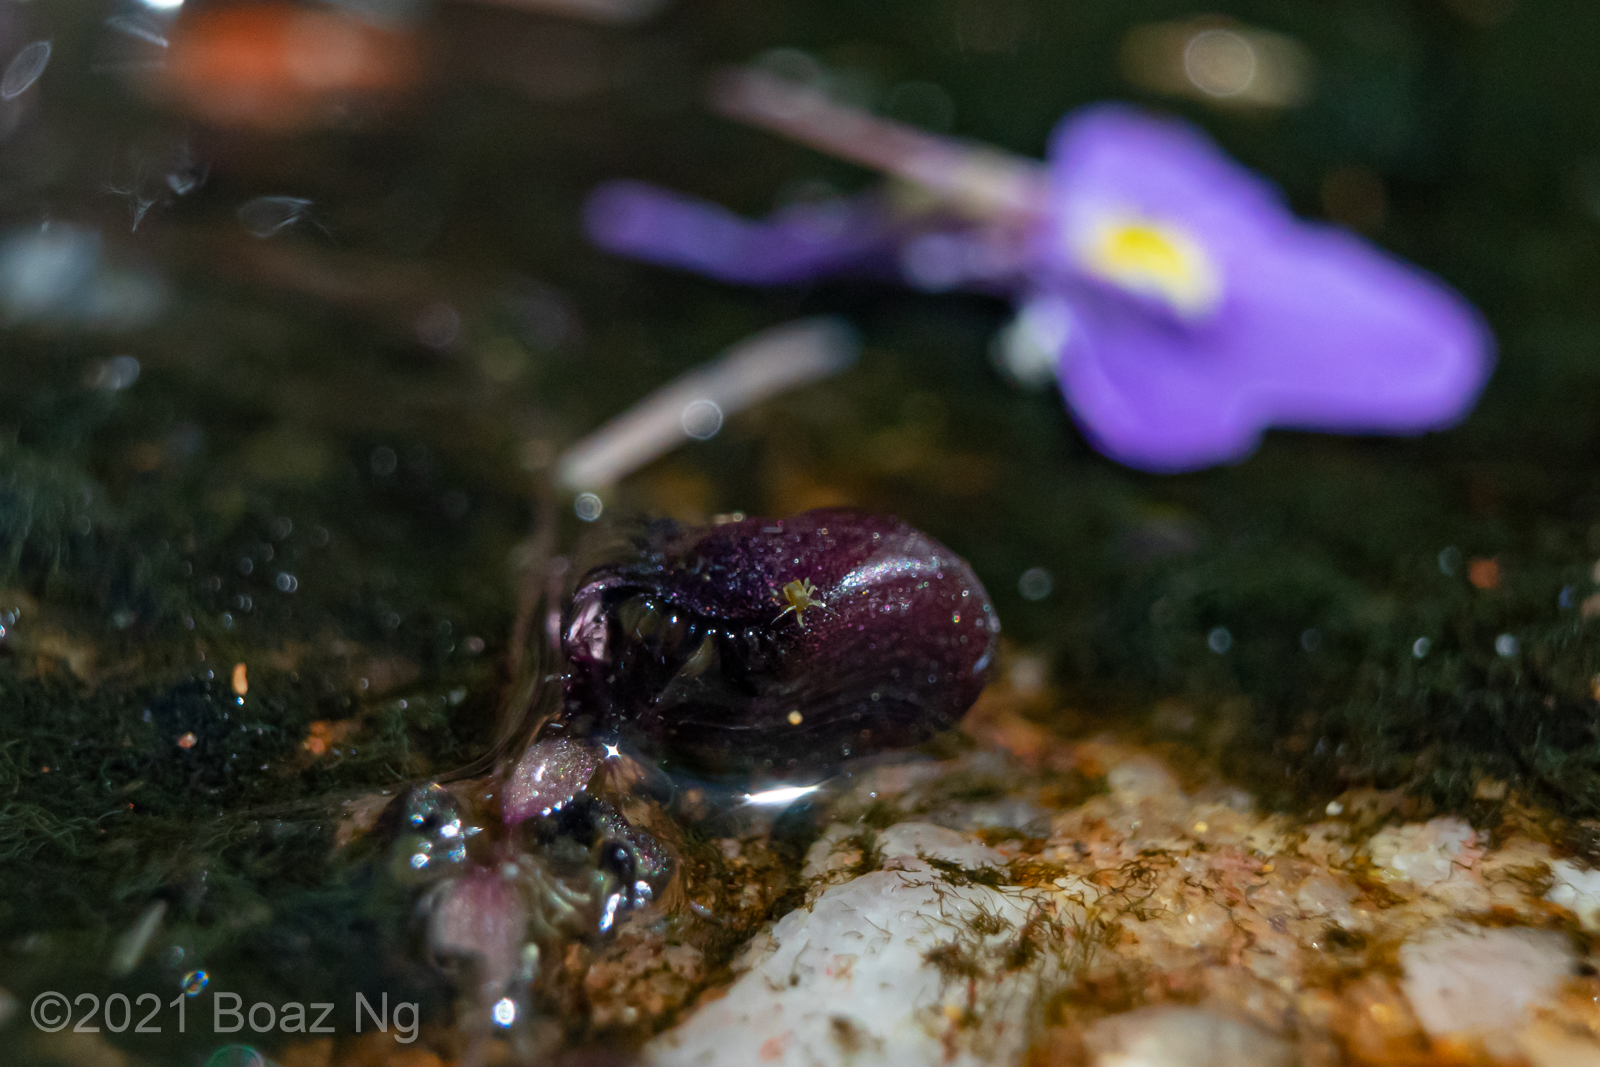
[[1183, 29, 1257, 98], [1017, 567, 1052, 601], [993, 298, 1071, 388], [204, 1045, 266, 1067], [236, 196, 313, 239], [415, 302, 460, 349], [680, 398, 723, 440], [1, 41, 51, 101]]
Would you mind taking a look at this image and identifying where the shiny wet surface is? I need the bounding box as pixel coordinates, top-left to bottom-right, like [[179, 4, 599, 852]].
[[3, 1, 1600, 1064]]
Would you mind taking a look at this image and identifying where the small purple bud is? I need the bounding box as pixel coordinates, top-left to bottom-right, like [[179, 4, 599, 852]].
[[502, 737, 600, 826], [555, 508, 998, 779], [427, 867, 526, 997]]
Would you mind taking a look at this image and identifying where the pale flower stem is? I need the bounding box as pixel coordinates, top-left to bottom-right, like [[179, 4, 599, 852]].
[[708, 67, 1051, 222], [555, 316, 859, 491]]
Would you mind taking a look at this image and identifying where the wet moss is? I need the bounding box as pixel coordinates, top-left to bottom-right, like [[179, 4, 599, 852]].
[[844, 828, 884, 877], [924, 856, 1009, 889]]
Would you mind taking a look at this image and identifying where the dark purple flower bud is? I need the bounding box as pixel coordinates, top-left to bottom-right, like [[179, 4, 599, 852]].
[[554, 508, 998, 779]]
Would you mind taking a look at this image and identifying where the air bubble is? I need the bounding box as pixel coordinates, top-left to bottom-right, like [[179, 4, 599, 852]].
[[681, 398, 723, 440], [1017, 567, 1053, 601], [1, 41, 51, 101], [204, 1046, 266, 1067]]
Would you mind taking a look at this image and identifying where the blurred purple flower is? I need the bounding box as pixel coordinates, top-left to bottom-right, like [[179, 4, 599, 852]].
[[585, 181, 895, 286], [585, 97, 1493, 472]]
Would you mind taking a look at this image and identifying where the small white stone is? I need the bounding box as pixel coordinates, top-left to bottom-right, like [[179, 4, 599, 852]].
[[802, 823, 861, 882], [1546, 859, 1600, 932], [647, 854, 1040, 1067], [1083, 1005, 1291, 1067], [1399, 924, 1573, 1040], [1294, 873, 1360, 928], [1368, 817, 1478, 888], [1106, 756, 1182, 803], [875, 822, 1004, 868]]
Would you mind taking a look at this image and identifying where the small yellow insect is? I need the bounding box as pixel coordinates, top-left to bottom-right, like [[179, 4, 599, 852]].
[[776, 578, 827, 628]]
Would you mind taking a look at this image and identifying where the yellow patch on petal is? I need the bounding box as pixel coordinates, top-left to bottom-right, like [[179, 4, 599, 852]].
[[1077, 215, 1221, 317]]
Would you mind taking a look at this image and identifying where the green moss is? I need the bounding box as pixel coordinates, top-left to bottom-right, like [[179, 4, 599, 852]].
[[923, 856, 1009, 889]]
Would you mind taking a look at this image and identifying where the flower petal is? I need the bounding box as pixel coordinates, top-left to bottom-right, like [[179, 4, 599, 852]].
[[1043, 103, 1289, 280], [1056, 231, 1493, 471], [1044, 104, 1493, 471], [584, 180, 892, 285], [1055, 294, 1264, 471]]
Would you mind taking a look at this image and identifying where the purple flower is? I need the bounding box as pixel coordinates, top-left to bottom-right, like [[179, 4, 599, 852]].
[[585, 92, 1493, 472], [584, 181, 897, 286]]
